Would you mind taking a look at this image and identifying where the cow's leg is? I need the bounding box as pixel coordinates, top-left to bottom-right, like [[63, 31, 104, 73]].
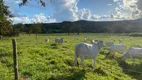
[[92, 59, 94, 68], [93, 57, 96, 68], [80, 57, 84, 69], [132, 57, 135, 66], [74, 56, 78, 66]]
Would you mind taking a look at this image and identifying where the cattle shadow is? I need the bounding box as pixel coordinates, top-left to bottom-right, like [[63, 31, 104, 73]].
[[50, 43, 57, 46], [48, 69, 86, 80], [117, 59, 142, 80], [50, 43, 58, 49], [99, 47, 115, 60]]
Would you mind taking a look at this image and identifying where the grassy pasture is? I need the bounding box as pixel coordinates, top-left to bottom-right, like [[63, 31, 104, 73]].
[[0, 33, 142, 80]]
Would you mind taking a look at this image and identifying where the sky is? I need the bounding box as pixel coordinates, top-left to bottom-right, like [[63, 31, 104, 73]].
[[4, 0, 142, 24]]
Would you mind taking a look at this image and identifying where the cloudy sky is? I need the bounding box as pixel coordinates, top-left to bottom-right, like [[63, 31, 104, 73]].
[[4, 0, 142, 24]]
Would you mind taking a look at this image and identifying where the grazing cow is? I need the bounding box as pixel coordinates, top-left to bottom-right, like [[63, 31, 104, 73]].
[[90, 40, 95, 44], [74, 40, 104, 68], [84, 38, 87, 42], [55, 38, 64, 44], [45, 38, 49, 43], [121, 47, 142, 63], [113, 39, 116, 42], [86, 37, 90, 40], [130, 37, 132, 40], [110, 44, 127, 53], [76, 37, 79, 40], [119, 39, 123, 43], [105, 42, 114, 47]]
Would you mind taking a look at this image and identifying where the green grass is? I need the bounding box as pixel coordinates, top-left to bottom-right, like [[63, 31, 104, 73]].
[[0, 33, 142, 80]]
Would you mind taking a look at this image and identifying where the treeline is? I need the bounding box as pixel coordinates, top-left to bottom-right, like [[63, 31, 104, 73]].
[[1, 19, 142, 37], [24, 21, 81, 35], [23, 19, 142, 35]]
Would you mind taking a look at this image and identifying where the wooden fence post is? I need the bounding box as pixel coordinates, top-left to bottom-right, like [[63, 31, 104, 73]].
[[12, 39, 19, 80]]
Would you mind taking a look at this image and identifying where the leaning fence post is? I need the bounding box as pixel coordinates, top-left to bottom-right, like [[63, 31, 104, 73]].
[[12, 39, 19, 80]]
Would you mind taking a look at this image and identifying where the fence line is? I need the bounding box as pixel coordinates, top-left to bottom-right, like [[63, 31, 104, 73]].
[[12, 39, 19, 80]]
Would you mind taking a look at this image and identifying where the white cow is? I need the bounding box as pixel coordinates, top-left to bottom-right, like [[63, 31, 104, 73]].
[[121, 47, 142, 63], [105, 42, 114, 47], [86, 36, 89, 40], [119, 39, 123, 43], [90, 40, 95, 44], [84, 38, 87, 42], [55, 38, 64, 44], [76, 37, 79, 40], [74, 40, 104, 68], [130, 37, 132, 40], [110, 44, 127, 53], [113, 39, 116, 42], [45, 38, 49, 43]]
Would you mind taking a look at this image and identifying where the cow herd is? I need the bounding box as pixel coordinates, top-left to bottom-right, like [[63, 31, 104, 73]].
[[45, 36, 142, 69]]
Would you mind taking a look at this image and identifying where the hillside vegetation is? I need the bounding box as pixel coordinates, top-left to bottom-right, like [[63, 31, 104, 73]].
[[0, 33, 142, 80], [24, 19, 142, 34]]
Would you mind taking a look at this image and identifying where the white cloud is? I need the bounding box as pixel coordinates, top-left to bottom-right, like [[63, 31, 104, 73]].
[[77, 8, 92, 20], [31, 13, 48, 23], [5, 0, 142, 23], [92, 15, 101, 19], [4, 0, 116, 22], [112, 0, 142, 20], [51, 0, 100, 21], [10, 17, 31, 24], [107, 4, 112, 6], [113, 0, 120, 2], [15, 0, 22, 4], [4, 0, 56, 24], [51, 0, 79, 21], [10, 13, 56, 24]]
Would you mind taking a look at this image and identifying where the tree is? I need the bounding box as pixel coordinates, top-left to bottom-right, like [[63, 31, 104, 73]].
[[13, 23, 24, 36], [33, 23, 41, 39], [17, 23, 24, 32], [70, 24, 81, 35], [41, 27, 48, 33], [0, 20, 13, 36], [105, 24, 115, 36], [61, 21, 73, 35], [26, 24, 33, 36], [0, 0, 13, 37], [0, 0, 11, 18], [75, 24, 81, 35]]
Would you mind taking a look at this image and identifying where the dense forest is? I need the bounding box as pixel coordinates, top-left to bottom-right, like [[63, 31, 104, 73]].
[[1, 17, 142, 36], [23, 18, 142, 35]]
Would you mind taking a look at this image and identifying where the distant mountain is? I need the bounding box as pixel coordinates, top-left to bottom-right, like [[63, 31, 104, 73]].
[[75, 18, 142, 24], [24, 18, 142, 33], [129, 18, 142, 24]]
